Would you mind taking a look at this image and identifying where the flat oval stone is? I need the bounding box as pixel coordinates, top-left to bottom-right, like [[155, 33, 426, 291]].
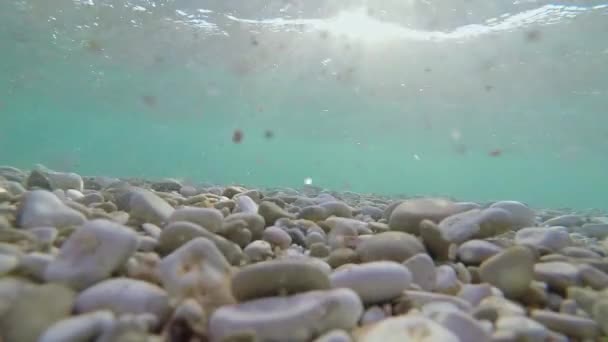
[[158, 237, 234, 307], [489, 201, 535, 229], [389, 198, 458, 234], [17, 190, 86, 229], [169, 207, 223, 233], [403, 253, 436, 291], [47, 172, 84, 192], [495, 316, 549, 342], [129, 189, 174, 225], [258, 201, 294, 225], [435, 265, 461, 295], [479, 246, 535, 299], [431, 310, 491, 342], [231, 258, 330, 301], [209, 288, 363, 342], [356, 231, 425, 263], [515, 226, 571, 253], [403, 290, 473, 312], [355, 314, 459, 342], [319, 201, 353, 218], [542, 215, 585, 228], [330, 261, 411, 304], [75, 278, 170, 325], [313, 329, 353, 342], [576, 223, 608, 239], [233, 195, 258, 214], [458, 283, 493, 306], [534, 262, 581, 293], [457, 240, 503, 265], [44, 219, 138, 290], [262, 226, 292, 249], [530, 309, 599, 339], [38, 310, 115, 342]]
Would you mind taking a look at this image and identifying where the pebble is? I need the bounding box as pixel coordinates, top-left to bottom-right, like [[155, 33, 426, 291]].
[[244, 240, 273, 262], [19, 252, 54, 280], [169, 207, 223, 233], [151, 178, 182, 192], [232, 258, 330, 301], [38, 310, 116, 342], [489, 200, 536, 229], [403, 290, 473, 312], [458, 283, 493, 306], [74, 277, 170, 326], [388, 198, 458, 234], [44, 219, 138, 290], [17, 190, 86, 228], [479, 246, 535, 299], [478, 296, 526, 317], [129, 189, 174, 225], [435, 265, 461, 295], [457, 240, 503, 265], [208, 288, 363, 342], [258, 201, 294, 225], [313, 329, 353, 342], [530, 309, 599, 339], [157, 220, 211, 255], [306, 231, 326, 246], [233, 195, 259, 213], [356, 231, 425, 263], [0, 254, 19, 275], [0, 283, 76, 342], [403, 253, 436, 291], [514, 226, 571, 253], [26, 169, 51, 189], [158, 237, 234, 307], [327, 248, 360, 268], [46, 171, 84, 192], [419, 219, 451, 261], [542, 214, 585, 227], [310, 242, 330, 257], [141, 222, 162, 239], [262, 226, 292, 249], [578, 263, 608, 290], [495, 315, 549, 341], [576, 223, 608, 239], [592, 298, 608, 335], [330, 261, 412, 304], [559, 246, 601, 258], [319, 201, 353, 218], [534, 261, 581, 293], [360, 306, 387, 325], [431, 310, 491, 342], [225, 212, 266, 239], [355, 314, 459, 342]]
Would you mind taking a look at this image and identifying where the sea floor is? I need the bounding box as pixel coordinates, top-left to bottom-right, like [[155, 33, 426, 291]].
[[1, 164, 608, 341]]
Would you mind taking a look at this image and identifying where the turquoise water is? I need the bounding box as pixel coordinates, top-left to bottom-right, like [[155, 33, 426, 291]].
[[1, 0, 607, 210]]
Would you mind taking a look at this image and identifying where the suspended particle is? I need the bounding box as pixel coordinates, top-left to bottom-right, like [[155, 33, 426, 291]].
[[141, 95, 157, 107], [264, 129, 274, 139], [413, 154, 421, 160], [488, 149, 502, 157], [232, 129, 243, 143], [304, 177, 313, 185]]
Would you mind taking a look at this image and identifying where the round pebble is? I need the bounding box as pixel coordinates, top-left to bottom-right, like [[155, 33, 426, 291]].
[[479, 246, 535, 299], [17, 190, 86, 229], [356, 231, 425, 263]]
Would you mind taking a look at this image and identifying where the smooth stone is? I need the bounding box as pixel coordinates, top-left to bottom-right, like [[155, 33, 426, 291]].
[[128, 189, 174, 225], [17, 190, 86, 228], [157, 221, 210, 255], [169, 207, 223, 233], [360, 206, 383, 220], [19, 252, 54, 280], [435, 265, 461, 295], [530, 309, 599, 339], [479, 296, 526, 317], [313, 329, 353, 342], [75, 278, 170, 326], [209, 288, 363, 342], [479, 246, 535, 299], [458, 283, 493, 306], [38, 310, 115, 342], [244, 240, 273, 262], [6, 180, 26, 195], [388, 198, 458, 234], [514, 226, 571, 253], [403, 290, 473, 312], [330, 261, 411, 304], [567, 286, 597, 315], [262, 226, 292, 249], [225, 212, 266, 239], [534, 262, 581, 293], [27, 226, 58, 248], [419, 220, 451, 261], [319, 201, 353, 218], [559, 246, 601, 259], [579, 263, 608, 290], [360, 306, 387, 325], [159, 237, 234, 309], [233, 195, 259, 214], [307, 231, 327, 247], [47, 172, 84, 192], [458, 240, 503, 265], [421, 301, 461, 316], [232, 258, 330, 301], [65, 189, 84, 201], [403, 253, 436, 291], [0, 254, 19, 275], [355, 314, 459, 342], [258, 201, 294, 225], [310, 242, 330, 258], [141, 222, 162, 239], [592, 298, 608, 335], [431, 310, 491, 342], [495, 315, 549, 342], [327, 248, 360, 268], [327, 221, 358, 250], [26, 169, 52, 189], [490, 201, 535, 229], [44, 219, 138, 290], [559, 299, 577, 315], [542, 215, 585, 228], [0, 283, 76, 342], [137, 235, 158, 252], [576, 223, 608, 239], [356, 231, 425, 263], [151, 178, 182, 192], [299, 205, 330, 221]]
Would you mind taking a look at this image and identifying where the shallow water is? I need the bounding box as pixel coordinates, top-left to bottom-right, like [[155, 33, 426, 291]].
[[1, 0, 608, 210]]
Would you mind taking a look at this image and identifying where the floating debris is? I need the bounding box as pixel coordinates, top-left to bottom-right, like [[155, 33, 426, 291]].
[[232, 129, 243, 143]]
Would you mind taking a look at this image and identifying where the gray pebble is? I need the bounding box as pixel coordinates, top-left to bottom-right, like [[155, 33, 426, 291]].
[[313, 329, 353, 342], [435, 265, 461, 295], [403, 253, 436, 291], [514, 226, 571, 253], [530, 309, 599, 339], [431, 310, 491, 342], [243, 240, 273, 262], [489, 201, 536, 229], [388, 198, 459, 234], [129, 189, 174, 225], [356, 231, 425, 263], [47, 171, 84, 192], [578, 263, 608, 290], [355, 314, 459, 342], [479, 246, 535, 299], [169, 207, 223, 233], [17, 190, 86, 229], [458, 240, 503, 265], [44, 219, 138, 290], [534, 261, 581, 293], [38, 310, 115, 342], [542, 214, 585, 228], [263, 226, 292, 249], [495, 315, 548, 342], [19, 252, 54, 280], [458, 283, 493, 306], [360, 306, 387, 325]]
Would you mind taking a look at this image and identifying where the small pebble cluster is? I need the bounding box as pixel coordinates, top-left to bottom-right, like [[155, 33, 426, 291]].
[[1, 164, 608, 342]]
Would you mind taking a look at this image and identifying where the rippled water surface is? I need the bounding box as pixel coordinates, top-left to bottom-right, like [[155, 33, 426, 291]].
[[1, 0, 607, 209]]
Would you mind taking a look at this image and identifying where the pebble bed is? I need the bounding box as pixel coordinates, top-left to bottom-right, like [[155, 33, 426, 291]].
[[1, 164, 608, 342]]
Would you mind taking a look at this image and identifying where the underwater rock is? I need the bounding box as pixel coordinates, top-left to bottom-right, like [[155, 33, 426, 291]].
[[530, 309, 599, 339], [258, 200, 295, 225], [319, 201, 353, 218], [542, 214, 585, 228], [457, 240, 503, 265], [38, 310, 116, 342], [435, 265, 461, 295], [233, 195, 258, 214], [495, 315, 549, 342], [388, 198, 458, 234], [479, 246, 535, 299], [224, 212, 265, 239], [490, 200, 536, 229], [243, 240, 273, 262], [534, 261, 581, 293], [514, 226, 571, 253], [17, 190, 86, 228], [430, 310, 491, 342], [44, 219, 138, 290], [403, 253, 436, 291], [356, 231, 425, 263], [151, 178, 182, 192], [354, 314, 459, 342], [46, 171, 84, 192], [457, 283, 493, 306], [262, 226, 292, 249], [208, 288, 363, 342], [169, 207, 223, 233], [129, 189, 174, 225]]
